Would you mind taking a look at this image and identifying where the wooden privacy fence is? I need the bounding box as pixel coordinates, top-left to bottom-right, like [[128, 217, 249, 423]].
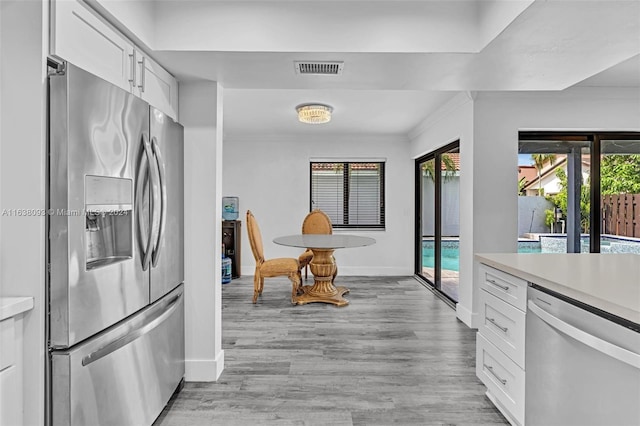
[[602, 194, 640, 238]]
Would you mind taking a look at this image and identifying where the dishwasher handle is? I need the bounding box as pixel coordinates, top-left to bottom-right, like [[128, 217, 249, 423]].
[[528, 299, 640, 369]]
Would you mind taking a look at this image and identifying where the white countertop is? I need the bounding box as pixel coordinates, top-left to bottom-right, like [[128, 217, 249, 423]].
[[475, 253, 640, 325], [0, 297, 34, 321]]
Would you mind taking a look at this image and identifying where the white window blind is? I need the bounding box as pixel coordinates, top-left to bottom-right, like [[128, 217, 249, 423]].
[[310, 162, 385, 228]]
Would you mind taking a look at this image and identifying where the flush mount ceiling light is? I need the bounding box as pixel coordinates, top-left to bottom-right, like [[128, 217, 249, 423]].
[[296, 103, 333, 124]]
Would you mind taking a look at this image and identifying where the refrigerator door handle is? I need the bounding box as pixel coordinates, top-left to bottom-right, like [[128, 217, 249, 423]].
[[151, 136, 167, 267], [136, 134, 155, 271], [82, 293, 182, 366], [528, 300, 640, 369], [146, 136, 162, 269]]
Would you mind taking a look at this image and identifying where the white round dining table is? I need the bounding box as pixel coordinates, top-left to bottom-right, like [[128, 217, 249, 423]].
[[273, 234, 376, 306]]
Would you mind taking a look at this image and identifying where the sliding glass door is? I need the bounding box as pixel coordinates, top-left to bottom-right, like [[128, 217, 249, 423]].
[[416, 141, 460, 302], [518, 132, 640, 253]]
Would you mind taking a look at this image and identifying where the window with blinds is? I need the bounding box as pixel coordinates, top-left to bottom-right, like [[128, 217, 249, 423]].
[[310, 162, 385, 228]]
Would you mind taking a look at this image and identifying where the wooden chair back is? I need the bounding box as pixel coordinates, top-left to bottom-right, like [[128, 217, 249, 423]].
[[246, 210, 264, 263], [302, 209, 333, 235]]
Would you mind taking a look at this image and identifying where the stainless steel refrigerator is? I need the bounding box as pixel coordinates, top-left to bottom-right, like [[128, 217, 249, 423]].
[[48, 62, 184, 426]]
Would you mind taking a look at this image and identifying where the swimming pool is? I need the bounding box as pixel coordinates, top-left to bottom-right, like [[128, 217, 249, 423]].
[[422, 236, 640, 272]]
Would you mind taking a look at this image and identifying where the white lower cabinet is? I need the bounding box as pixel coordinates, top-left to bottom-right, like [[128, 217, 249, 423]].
[[476, 263, 527, 425], [0, 298, 33, 426]]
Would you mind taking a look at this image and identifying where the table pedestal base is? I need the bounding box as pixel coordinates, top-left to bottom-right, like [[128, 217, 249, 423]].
[[296, 283, 350, 306], [294, 248, 349, 307]]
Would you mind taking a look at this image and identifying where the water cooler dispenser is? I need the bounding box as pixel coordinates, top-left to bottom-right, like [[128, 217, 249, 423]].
[[222, 197, 241, 280]]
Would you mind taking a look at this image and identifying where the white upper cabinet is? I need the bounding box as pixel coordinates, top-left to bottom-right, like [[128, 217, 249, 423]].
[[50, 0, 135, 93], [133, 49, 179, 120], [50, 0, 178, 120]]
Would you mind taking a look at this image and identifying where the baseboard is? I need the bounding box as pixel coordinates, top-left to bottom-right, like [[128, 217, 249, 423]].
[[185, 350, 225, 381], [456, 303, 477, 329]]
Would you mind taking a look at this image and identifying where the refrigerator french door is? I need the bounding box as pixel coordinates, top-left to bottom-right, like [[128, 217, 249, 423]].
[[48, 62, 184, 426]]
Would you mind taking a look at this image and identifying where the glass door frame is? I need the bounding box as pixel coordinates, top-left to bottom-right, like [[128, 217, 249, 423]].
[[414, 140, 460, 302]]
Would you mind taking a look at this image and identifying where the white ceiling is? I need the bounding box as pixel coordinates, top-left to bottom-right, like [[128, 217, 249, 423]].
[[95, 0, 640, 137]]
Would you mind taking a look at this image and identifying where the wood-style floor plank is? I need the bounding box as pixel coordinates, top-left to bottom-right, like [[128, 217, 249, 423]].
[[154, 276, 507, 425]]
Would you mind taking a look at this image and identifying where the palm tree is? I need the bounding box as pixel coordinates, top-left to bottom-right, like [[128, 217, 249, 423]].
[[422, 154, 457, 181], [531, 154, 556, 195]]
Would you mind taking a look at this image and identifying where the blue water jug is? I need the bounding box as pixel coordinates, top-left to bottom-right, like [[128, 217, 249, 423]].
[[222, 196, 239, 221], [222, 256, 232, 284]]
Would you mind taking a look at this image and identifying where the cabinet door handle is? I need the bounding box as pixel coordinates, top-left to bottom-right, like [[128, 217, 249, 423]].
[[487, 278, 509, 291], [128, 51, 135, 84], [137, 56, 145, 93], [487, 317, 508, 333], [484, 365, 507, 385]]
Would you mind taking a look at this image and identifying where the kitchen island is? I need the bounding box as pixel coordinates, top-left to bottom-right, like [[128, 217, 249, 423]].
[[474, 253, 640, 426]]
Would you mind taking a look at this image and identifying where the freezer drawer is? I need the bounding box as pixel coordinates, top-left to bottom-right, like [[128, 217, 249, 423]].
[[51, 284, 184, 426]]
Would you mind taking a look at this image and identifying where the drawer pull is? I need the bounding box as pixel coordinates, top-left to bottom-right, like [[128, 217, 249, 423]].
[[487, 317, 508, 333], [487, 278, 509, 291], [485, 365, 508, 385]]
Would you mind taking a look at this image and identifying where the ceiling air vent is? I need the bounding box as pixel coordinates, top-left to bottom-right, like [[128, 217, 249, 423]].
[[294, 61, 344, 75]]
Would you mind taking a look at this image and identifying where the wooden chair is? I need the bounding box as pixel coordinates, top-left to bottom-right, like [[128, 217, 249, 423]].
[[298, 209, 337, 282], [246, 210, 302, 304]]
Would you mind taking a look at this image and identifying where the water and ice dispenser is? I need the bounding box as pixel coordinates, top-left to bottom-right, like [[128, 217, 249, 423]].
[[85, 175, 133, 269]]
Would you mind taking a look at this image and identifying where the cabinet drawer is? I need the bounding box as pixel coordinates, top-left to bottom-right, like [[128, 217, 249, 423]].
[[479, 290, 526, 368], [476, 333, 524, 426], [478, 263, 527, 311]]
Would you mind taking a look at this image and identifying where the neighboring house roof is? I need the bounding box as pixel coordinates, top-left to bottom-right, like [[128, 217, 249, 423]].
[[523, 155, 591, 193], [518, 165, 537, 185], [442, 153, 460, 171]]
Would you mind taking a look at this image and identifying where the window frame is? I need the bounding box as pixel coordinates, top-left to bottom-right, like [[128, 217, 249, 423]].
[[309, 161, 386, 229]]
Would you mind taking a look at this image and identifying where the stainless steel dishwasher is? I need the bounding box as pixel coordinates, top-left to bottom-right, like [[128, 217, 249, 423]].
[[525, 285, 640, 426]]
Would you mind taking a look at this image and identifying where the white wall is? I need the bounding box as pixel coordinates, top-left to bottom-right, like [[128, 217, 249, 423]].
[[411, 88, 640, 328], [180, 82, 224, 381], [0, 1, 48, 424], [223, 134, 414, 277]]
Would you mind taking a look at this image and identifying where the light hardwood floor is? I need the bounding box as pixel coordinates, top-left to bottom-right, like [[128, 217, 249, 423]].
[[154, 276, 508, 425]]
